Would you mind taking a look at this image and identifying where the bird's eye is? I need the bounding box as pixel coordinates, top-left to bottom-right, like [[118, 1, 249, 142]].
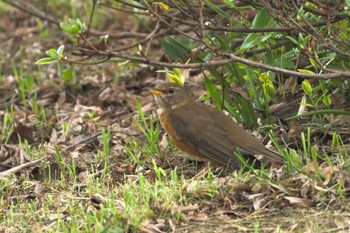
[[168, 88, 174, 94]]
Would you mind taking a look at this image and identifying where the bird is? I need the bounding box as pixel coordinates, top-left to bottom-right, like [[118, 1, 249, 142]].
[[147, 81, 285, 171]]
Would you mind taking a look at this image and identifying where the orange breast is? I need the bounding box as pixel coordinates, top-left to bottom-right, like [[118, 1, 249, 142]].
[[159, 111, 209, 161]]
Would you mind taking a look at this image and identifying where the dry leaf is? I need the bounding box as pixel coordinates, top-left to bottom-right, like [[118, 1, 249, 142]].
[[284, 196, 312, 208]]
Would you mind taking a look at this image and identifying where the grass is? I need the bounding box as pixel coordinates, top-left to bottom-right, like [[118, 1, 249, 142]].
[[0, 163, 186, 232], [1, 139, 350, 232]]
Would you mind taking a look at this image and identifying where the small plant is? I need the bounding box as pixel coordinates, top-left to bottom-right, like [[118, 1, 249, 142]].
[[12, 63, 35, 107], [301, 79, 334, 110], [35, 18, 85, 84], [59, 18, 86, 37], [35, 19, 84, 84], [96, 127, 112, 174], [157, 68, 186, 86], [1, 107, 15, 143], [152, 159, 167, 182], [35, 45, 75, 84], [35, 45, 65, 66], [133, 99, 160, 156]]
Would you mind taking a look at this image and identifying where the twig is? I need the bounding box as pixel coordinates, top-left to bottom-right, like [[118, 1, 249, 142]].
[[0, 157, 47, 178], [99, 2, 150, 15], [2, 0, 59, 25]]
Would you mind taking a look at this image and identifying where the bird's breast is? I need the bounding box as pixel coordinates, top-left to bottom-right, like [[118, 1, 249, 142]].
[[159, 111, 208, 160]]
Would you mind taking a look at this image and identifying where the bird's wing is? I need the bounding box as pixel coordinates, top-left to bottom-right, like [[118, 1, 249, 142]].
[[207, 104, 285, 163], [169, 101, 242, 169]]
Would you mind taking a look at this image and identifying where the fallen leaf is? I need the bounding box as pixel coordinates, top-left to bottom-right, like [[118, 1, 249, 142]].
[[284, 196, 312, 208]]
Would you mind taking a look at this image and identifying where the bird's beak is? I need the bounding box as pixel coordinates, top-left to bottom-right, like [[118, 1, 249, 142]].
[[147, 89, 163, 96], [144, 80, 166, 95], [144, 86, 163, 96]]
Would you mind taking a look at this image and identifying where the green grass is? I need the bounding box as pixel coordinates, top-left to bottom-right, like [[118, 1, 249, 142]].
[[1, 140, 350, 232], [0, 163, 186, 232]]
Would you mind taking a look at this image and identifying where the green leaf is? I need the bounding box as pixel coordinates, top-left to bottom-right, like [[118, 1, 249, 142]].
[[204, 76, 222, 111], [240, 34, 259, 50], [70, 25, 80, 34], [252, 9, 274, 28], [258, 72, 269, 82], [223, 0, 235, 7], [309, 58, 318, 70], [303, 35, 311, 45], [62, 68, 74, 83], [286, 36, 299, 45], [305, 2, 317, 8], [258, 73, 275, 98], [346, 0, 350, 7], [216, 35, 232, 52], [322, 95, 332, 106], [204, 0, 230, 18], [161, 37, 190, 61], [35, 57, 56, 64], [57, 45, 65, 56], [167, 68, 185, 86], [68, 18, 75, 24], [302, 79, 312, 96], [60, 22, 71, 33], [60, 18, 86, 35], [47, 49, 58, 58], [263, 82, 275, 98], [297, 69, 315, 74], [241, 9, 274, 50], [26, 75, 34, 91], [290, 149, 302, 167]]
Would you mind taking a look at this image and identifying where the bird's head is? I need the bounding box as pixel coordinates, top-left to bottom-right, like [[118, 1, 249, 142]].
[[146, 81, 194, 113]]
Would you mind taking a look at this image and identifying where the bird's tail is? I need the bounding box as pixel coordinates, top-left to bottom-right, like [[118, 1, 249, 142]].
[[255, 145, 285, 163], [239, 145, 285, 163]]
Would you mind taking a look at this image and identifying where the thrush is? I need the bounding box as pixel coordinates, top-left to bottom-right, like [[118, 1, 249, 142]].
[[147, 81, 285, 170]]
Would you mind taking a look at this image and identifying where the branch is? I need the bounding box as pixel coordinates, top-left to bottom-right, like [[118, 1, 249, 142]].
[[0, 157, 47, 178], [67, 48, 350, 79]]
